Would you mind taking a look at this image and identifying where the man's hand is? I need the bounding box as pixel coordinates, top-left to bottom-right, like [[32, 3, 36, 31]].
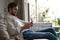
[[24, 21, 33, 28], [21, 21, 33, 31], [28, 21, 33, 27]]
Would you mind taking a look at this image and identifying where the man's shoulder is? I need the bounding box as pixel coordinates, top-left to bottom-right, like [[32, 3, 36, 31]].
[[5, 13, 14, 21]]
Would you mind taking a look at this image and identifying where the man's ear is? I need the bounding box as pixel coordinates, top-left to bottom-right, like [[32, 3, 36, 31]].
[[9, 8, 11, 11]]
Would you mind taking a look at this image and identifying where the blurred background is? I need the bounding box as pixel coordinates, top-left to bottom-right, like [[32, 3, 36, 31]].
[[0, 0, 60, 38]]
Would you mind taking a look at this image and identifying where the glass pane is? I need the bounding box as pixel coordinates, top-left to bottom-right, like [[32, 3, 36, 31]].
[[24, 0, 60, 27], [29, 0, 37, 22]]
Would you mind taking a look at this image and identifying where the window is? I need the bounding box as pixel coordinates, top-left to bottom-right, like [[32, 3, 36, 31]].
[[24, 0, 60, 26]]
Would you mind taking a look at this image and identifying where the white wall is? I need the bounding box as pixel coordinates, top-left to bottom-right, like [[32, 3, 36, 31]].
[[0, 0, 15, 14], [0, 0, 5, 14]]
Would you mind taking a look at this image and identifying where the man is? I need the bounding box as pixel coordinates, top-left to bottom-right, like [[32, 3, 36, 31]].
[[0, 2, 57, 40], [5, 2, 32, 40]]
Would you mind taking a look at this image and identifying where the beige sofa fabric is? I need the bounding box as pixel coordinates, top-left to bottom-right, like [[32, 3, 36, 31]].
[[0, 13, 10, 40]]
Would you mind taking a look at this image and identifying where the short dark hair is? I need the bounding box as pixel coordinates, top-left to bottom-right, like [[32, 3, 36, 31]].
[[8, 2, 17, 12]]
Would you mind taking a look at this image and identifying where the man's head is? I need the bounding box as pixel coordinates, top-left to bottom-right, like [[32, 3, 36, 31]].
[[8, 2, 18, 16]]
